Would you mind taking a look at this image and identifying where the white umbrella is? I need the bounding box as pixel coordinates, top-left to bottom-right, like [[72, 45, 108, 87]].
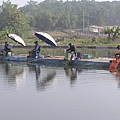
[[35, 32, 57, 47], [7, 34, 26, 46]]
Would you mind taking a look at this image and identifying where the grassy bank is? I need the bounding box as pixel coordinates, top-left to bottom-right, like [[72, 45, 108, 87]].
[[1, 31, 120, 47]]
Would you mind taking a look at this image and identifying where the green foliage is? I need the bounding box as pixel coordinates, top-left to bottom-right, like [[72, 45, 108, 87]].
[[17, 0, 120, 34], [21, 0, 120, 30], [1, 0, 120, 46], [104, 26, 120, 41], [1, 0, 120, 34], [0, 0, 31, 38], [104, 27, 111, 34]]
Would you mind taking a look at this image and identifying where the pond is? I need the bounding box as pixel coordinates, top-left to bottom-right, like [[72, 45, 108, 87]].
[[0, 62, 120, 120]]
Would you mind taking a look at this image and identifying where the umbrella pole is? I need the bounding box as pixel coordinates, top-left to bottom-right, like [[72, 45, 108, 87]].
[[40, 43, 44, 55]]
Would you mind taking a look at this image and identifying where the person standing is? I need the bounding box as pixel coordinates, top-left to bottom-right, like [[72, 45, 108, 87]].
[[66, 43, 76, 53], [65, 43, 76, 63]]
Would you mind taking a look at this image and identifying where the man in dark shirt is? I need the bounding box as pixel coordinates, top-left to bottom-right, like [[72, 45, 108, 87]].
[[66, 43, 76, 53], [3, 42, 11, 56], [65, 43, 76, 63]]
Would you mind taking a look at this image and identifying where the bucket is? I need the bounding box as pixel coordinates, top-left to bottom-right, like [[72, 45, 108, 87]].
[[83, 54, 93, 59], [7, 52, 11, 57], [64, 53, 72, 61]]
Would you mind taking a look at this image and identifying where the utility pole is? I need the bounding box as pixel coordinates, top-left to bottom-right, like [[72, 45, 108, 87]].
[[88, 15, 89, 34], [83, 11, 84, 34]]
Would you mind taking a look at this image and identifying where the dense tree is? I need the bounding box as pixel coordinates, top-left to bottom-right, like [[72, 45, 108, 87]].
[[1, 0, 120, 38], [0, 0, 30, 38], [19, 0, 120, 31]]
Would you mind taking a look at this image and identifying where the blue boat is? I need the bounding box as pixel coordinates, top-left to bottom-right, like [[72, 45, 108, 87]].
[[0, 54, 112, 69]]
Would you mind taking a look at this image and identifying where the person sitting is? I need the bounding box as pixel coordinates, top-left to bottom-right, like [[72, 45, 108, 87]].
[[2, 42, 11, 56], [117, 45, 120, 50], [115, 45, 120, 58], [76, 52, 83, 59], [29, 41, 41, 58]]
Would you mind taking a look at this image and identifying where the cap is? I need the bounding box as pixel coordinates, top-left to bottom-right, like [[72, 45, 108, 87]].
[[69, 43, 71, 46], [34, 41, 38, 44]]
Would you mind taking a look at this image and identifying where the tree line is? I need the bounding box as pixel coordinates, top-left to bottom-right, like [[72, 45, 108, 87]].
[[0, 0, 120, 39]]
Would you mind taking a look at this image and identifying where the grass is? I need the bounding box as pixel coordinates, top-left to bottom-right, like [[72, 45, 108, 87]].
[[1, 31, 120, 47]]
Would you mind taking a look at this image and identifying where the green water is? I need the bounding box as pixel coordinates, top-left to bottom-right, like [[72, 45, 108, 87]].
[[12, 47, 118, 58]]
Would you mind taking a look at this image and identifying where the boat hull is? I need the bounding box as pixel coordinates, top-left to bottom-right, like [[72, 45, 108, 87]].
[[0, 55, 112, 68]]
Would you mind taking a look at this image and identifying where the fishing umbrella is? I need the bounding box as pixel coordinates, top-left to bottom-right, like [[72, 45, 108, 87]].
[[35, 32, 57, 47], [7, 34, 26, 46]]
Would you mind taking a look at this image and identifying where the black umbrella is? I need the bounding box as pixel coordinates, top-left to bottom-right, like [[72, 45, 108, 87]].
[[7, 34, 26, 46], [35, 32, 57, 47]]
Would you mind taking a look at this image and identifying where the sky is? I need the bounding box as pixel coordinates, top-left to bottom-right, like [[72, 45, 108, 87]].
[[0, 0, 116, 7], [0, 0, 43, 7]]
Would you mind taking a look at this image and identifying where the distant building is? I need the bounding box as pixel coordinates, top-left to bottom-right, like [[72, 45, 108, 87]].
[[84, 25, 104, 35]]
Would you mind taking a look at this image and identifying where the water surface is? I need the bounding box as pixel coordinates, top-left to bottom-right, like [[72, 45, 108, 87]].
[[0, 62, 120, 120]]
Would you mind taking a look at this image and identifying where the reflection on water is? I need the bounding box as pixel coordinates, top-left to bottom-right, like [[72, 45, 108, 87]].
[[4, 62, 9, 75], [28, 64, 41, 80], [1, 62, 120, 90], [64, 66, 82, 87], [36, 71, 56, 91], [64, 66, 77, 81], [0, 62, 25, 89], [27, 63, 56, 91], [110, 68, 120, 88]]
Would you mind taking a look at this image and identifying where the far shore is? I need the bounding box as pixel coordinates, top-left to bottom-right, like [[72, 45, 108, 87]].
[[0, 45, 116, 49]]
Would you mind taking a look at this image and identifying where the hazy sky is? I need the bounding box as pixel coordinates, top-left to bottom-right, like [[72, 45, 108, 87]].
[[0, 0, 43, 7], [0, 0, 115, 7]]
